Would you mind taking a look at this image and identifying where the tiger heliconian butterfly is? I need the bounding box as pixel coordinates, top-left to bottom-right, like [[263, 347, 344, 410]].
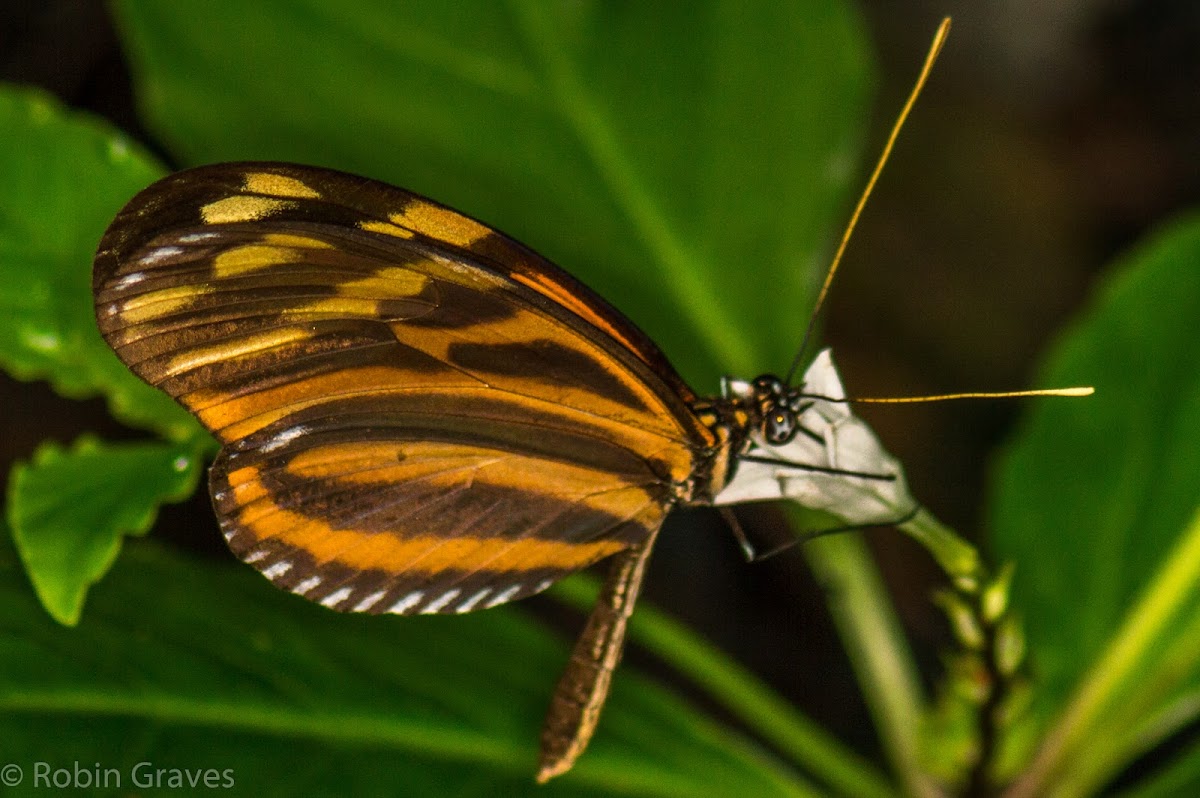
[[94, 18, 1051, 781], [93, 160, 914, 781]]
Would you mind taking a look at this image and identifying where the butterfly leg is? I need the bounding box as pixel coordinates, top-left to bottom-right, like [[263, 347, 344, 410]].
[[536, 525, 662, 782]]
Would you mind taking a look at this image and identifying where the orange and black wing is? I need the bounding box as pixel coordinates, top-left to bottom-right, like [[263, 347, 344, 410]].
[[94, 163, 716, 615]]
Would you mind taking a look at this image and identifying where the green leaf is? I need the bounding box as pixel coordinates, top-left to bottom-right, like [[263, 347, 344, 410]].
[[7, 436, 203, 627], [0, 85, 197, 439], [989, 214, 1200, 789], [0, 538, 810, 797], [112, 0, 872, 386]]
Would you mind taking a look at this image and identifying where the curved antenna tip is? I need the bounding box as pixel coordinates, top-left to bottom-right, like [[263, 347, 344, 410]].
[[785, 17, 953, 384], [852, 386, 1096, 404]]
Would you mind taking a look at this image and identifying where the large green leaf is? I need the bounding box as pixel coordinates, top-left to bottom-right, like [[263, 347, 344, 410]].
[[989, 214, 1200, 790], [0, 530, 808, 797], [113, 0, 872, 386], [0, 85, 196, 440]]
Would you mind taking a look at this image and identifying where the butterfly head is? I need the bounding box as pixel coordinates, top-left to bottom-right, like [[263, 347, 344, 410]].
[[721, 373, 813, 446]]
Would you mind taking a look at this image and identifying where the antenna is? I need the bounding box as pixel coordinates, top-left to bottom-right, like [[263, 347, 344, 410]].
[[785, 17, 952, 385], [852, 387, 1095, 403]]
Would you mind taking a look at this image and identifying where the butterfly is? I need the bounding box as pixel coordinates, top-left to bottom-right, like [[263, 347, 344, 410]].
[[93, 162, 901, 780]]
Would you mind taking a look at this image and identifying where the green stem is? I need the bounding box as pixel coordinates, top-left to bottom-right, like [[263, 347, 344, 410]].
[[799, 523, 941, 798], [899, 509, 981, 587], [1003, 504, 1200, 798]]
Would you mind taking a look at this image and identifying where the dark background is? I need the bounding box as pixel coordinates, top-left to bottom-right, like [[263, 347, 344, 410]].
[[2, 0, 1197, 768]]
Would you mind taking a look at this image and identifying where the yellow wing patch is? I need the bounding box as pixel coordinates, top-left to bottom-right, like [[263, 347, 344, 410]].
[[337, 267, 429, 299], [358, 219, 416, 238], [164, 327, 315, 380], [391, 201, 490, 247], [119, 283, 213, 325], [202, 196, 295, 225], [261, 233, 336, 249], [243, 172, 321, 199], [213, 243, 303, 277]]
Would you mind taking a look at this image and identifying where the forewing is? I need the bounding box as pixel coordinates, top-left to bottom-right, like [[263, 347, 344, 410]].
[[94, 163, 711, 613]]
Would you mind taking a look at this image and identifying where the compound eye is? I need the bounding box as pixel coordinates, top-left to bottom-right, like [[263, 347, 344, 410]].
[[764, 405, 797, 445]]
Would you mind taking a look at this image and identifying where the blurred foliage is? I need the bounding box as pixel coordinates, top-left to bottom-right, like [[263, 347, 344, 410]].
[[989, 214, 1200, 795]]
